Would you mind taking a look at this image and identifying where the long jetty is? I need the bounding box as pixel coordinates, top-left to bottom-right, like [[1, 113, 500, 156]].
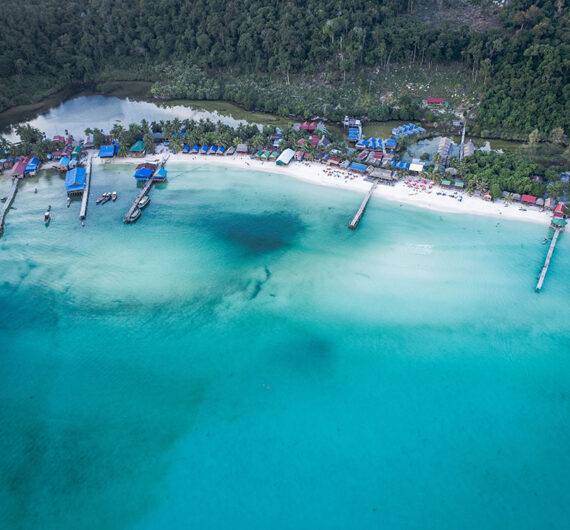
[[536, 228, 562, 292], [0, 178, 19, 237], [79, 154, 93, 220], [459, 122, 466, 160], [349, 182, 377, 230], [124, 177, 153, 223]]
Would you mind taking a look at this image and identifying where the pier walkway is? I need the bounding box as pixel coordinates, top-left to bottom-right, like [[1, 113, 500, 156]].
[[124, 178, 153, 223], [0, 178, 19, 237], [349, 182, 377, 230], [536, 228, 562, 292], [459, 122, 466, 160], [80, 154, 93, 220]]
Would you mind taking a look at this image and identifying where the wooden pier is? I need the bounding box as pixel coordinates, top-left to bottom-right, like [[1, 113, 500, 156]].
[[124, 178, 154, 223], [459, 122, 467, 160], [0, 178, 19, 237], [536, 228, 562, 292], [349, 182, 377, 230], [79, 154, 93, 220]]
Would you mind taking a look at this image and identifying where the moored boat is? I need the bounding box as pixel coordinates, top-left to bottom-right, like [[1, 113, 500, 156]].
[[111, 191, 117, 201], [129, 209, 141, 222], [44, 205, 51, 226], [138, 195, 150, 209]]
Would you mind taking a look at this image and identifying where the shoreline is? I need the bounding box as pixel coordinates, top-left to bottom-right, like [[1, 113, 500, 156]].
[[97, 153, 551, 226]]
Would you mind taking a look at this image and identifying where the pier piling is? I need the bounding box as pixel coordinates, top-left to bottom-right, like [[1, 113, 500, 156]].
[[349, 182, 377, 230], [0, 178, 19, 237], [536, 228, 561, 292]]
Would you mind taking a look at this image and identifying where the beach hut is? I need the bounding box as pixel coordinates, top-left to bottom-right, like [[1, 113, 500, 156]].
[[536, 198, 545, 207], [191, 145, 199, 154], [270, 151, 280, 161], [24, 157, 40, 175], [225, 146, 236, 156], [409, 162, 425, 173], [236, 144, 248, 154], [349, 162, 368, 173], [544, 197, 556, 210], [441, 179, 452, 189], [200, 145, 209, 154], [208, 146, 218, 155], [182, 144, 190, 153], [151, 132, 164, 143], [99, 145, 115, 158], [10, 158, 29, 178], [129, 141, 146, 158], [65, 167, 86, 195], [217, 146, 226, 156], [310, 135, 320, 148], [261, 150, 271, 161], [512, 193, 521, 202], [521, 194, 537, 205], [358, 150, 369, 161], [454, 181, 465, 190], [385, 138, 397, 149], [551, 217, 567, 229], [57, 157, 71, 171], [554, 203, 567, 218], [445, 167, 458, 176]]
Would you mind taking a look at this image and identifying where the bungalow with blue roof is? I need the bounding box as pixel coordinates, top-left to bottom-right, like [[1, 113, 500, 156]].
[[200, 145, 208, 154], [99, 145, 115, 158], [57, 156, 71, 171], [191, 145, 199, 154], [24, 157, 40, 175], [65, 167, 86, 195]]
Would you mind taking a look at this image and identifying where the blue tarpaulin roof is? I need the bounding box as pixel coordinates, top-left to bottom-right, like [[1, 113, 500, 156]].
[[209, 146, 217, 153], [134, 168, 154, 179], [192, 145, 199, 151], [25, 157, 39, 172], [349, 162, 368, 172], [65, 167, 86, 192], [154, 168, 167, 179], [200, 146, 208, 152], [385, 139, 397, 147], [183, 144, 190, 152], [218, 146, 225, 153], [99, 145, 115, 157], [59, 156, 71, 167]]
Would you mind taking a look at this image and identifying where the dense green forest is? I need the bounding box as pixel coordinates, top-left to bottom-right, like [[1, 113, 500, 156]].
[[0, 0, 568, 138]]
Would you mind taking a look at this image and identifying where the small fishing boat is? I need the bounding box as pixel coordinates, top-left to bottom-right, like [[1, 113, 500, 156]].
[[100, 192, 112, 205], [44, 205, 51, 226], [129, 209, 141, 222], [138, 195, 150, 209], [66, 197, 71, 208], [111, 191, 117, 201]]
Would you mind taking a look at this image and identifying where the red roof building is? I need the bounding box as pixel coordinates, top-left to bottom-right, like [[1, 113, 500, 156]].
[[301, 122, 311, 131], [521, 194, 537, 204], [53, 135, 65, 143], [297, 138, 305, 146], [554, 203, 567, 218], [10, 157, 29, 177], [310, 135, 319, 147], [426, 97, 444, 106]]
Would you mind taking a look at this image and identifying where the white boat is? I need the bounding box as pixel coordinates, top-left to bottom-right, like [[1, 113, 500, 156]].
[[111, 191, 117, 201], [129, 209, 141, 222], [138, 195, 150, 209]]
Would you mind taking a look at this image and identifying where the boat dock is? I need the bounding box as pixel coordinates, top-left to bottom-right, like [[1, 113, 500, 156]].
[[349, 182, 377, 230], [124, 177, 154, 223], [0, 178, 19, 237], [79, 154, 93, 220], [536, 228, 562, 292]]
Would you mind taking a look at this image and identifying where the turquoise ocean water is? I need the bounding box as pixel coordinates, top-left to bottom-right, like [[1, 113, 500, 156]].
[[1, 163, 569, 529]]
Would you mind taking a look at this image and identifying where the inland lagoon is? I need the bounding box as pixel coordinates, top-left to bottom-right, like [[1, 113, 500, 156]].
[[1, 163, 569, 529]]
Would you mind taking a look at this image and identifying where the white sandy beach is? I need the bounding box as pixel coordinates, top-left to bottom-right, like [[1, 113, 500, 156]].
[[98, 153, 552, 226]]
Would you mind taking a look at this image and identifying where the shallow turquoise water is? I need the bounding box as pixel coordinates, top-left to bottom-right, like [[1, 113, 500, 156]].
[[1, 163, 569, 529]]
